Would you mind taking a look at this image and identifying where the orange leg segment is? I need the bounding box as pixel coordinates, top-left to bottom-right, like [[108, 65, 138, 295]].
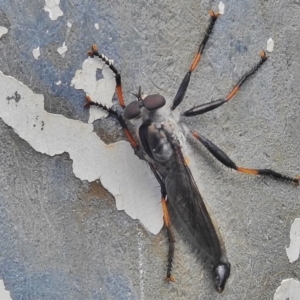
[[172, 11, 220, 110], [192, 130, 299, 186], [86, 45, 139, 149], [183, 51, 268, 117]]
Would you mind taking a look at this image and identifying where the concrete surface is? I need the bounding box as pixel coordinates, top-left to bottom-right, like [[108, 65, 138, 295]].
[[0, 0, 300, 299]]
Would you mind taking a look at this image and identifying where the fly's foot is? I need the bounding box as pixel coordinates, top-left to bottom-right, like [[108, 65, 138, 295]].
[[165, 275, 175, 282], [209, 10, 221, 19], [84, 95, 97, 108], [87, 44, 99, 57], [259, 49, 268, 61]]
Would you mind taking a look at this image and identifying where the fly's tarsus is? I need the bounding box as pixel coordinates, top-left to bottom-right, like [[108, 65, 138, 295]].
[[88, 44, 126, 107], [225, 50, 268, 101], [84, 95, 117, 116]]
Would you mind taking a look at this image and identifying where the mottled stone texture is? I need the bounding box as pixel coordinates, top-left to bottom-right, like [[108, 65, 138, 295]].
[[0, 1, 300, 299]]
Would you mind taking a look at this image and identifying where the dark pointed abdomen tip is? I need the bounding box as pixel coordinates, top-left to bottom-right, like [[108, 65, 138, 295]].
[[213, 262, 231, 293]]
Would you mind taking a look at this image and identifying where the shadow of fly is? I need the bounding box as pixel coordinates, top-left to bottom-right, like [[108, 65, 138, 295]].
[[84, 10, 299, 293]]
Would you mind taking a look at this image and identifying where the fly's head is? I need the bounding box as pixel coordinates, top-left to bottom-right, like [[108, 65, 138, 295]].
[[213, 262, 231, 293], [123, 93, 166, 122]]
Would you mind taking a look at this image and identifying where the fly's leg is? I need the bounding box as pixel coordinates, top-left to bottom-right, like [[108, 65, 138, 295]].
[[191, 130, 300, 185], [85, 96, 139, 150], [172, 10, 220, 110], [183, 51, 268, 116], [86, 89, 177, 281], [88, 44, 125, 108], [149, 164, 175, 282], [162, 197, 175, 282], [86, 45, 139, 149]]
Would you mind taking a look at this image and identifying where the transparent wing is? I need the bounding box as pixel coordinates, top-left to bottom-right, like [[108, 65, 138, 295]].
[[164, 146, 223, 264]]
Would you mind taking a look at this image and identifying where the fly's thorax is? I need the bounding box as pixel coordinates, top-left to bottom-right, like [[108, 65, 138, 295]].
[[124, 93, 187, 164], [138, 121, 174, 163]]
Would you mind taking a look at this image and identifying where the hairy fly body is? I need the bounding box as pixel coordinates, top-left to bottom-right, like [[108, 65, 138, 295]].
[[126, 96, 231, 292], [85, 10, 299, 293]]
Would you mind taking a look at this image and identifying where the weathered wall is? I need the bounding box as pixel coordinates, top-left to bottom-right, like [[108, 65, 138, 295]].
[[0, 1, 300, 299]]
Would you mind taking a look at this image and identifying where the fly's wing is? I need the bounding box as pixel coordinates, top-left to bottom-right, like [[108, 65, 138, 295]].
[[164, 146, 223, 264]]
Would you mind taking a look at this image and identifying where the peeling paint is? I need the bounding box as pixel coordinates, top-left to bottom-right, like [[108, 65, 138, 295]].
[[273, 278, 300, 300], [71, 57, 116, 123], [267, 38, 274, 52], [32, 46, 41, 59], [57, 41, 68, 56], [44, 0, 63, 21], [286, 218, 300, 263], [67, 21, 72, 28], [0, 26, 8, 38], [218, 1, 225, 15], [95, 23, 99, 30], [0, 280, 12, 300], [55, 80, 61, 85], [0, 70, 163, 234]]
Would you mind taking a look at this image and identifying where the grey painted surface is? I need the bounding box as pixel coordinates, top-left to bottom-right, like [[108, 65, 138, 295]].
[[0, 0, 300, 299]]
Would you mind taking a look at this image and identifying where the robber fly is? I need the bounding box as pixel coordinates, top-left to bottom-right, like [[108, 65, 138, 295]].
[[85, 10, 299, 293]]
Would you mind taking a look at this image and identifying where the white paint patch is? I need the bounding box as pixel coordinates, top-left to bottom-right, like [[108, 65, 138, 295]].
[[32, 47, 41, 60], [0, 70, 163, 234], [67, 21, 72, 28], [94, 23, 99, 30], [0, 26, 8, 38], [44, 0, 63, 21], [286, 218, 300, 263], [0, 280, 12, 300], [218, 1, 225, 15], [273, 278, 300, 300], [57, 42, 68, 56], [267, 38, 274, 52], [55, 80, 61, 85], [71, 57, 116, 123]]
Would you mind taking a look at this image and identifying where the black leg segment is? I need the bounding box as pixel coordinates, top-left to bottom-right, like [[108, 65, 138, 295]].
[[149, 164, 175, 281], [171, 11, 220, 110], [191, 130, 299, 185], [183, 51, 268, 117]]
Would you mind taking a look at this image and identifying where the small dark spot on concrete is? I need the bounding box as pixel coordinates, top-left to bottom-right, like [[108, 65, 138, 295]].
[[0, 11, 11, 28], [6, 91, 21, 103], [235, 40, 248, 53], [41, 121, 44, 130], [33, 124, 36, 127]]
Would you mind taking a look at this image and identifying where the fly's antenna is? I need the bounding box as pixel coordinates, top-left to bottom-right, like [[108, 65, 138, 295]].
[[132, 86, 143, 101]]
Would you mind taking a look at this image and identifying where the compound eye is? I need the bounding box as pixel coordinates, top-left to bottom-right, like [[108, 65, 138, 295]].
[[124, 101, 141, 120], [143, 94, 166, 111]]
